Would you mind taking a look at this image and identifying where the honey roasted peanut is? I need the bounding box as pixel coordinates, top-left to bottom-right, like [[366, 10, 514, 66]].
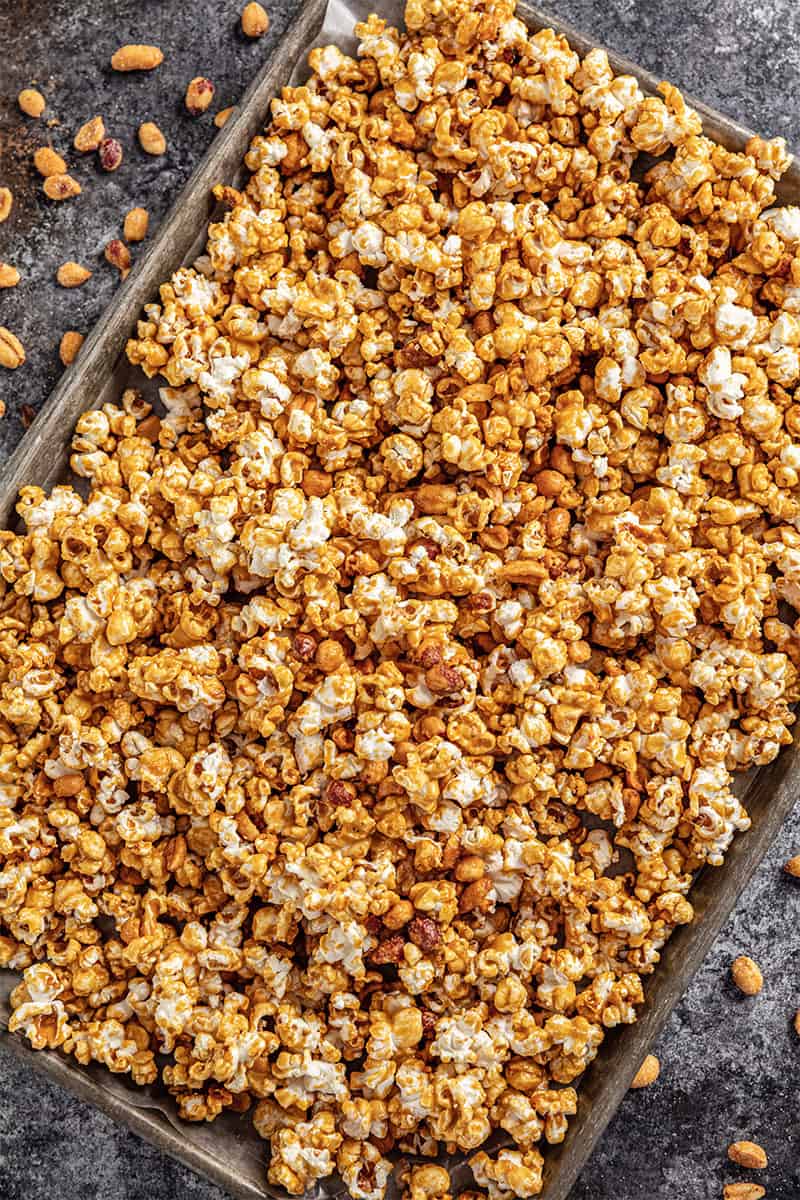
[[111, 44, 164, 71], [74, 116, 105, 152], [56, 262, 92, 288], [731, 957, 763, 996], [33, 147, 67, 177], [18, 88, 45, 118], [138, 122, 166, 156], [123, 207, 149, 242], [59, 331, 84, 366], [630, 1054, 660, 1089], [42, 173, 81, 200], [241, 2, 270, 37], [728, 1142, 768, 1170], [185, 77, 215, 115], [0, 327, 25, 369], [0, 263, 20, 288]]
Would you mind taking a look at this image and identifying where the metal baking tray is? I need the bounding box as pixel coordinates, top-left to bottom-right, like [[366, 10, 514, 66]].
[[1, 3, 798, 1198]]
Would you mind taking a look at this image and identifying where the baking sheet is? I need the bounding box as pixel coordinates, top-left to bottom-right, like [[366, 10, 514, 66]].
[[2, 2, 800, 1199]]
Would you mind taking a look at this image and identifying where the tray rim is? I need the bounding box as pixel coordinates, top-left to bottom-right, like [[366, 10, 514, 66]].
[[1, 3, 799, 1200]]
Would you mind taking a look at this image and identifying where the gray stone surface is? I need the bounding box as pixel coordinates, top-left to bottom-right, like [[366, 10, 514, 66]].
[[0, 1, 799, 1198]]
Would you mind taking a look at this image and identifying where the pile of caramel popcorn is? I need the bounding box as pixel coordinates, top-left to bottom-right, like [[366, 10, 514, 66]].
[[3, 0, 800, 1195]]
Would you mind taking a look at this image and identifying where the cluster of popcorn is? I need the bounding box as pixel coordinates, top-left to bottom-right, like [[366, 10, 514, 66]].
[[3, 0, 800, 1195]]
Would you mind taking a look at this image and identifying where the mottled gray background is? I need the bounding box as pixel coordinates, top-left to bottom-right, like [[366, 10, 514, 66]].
[[1, 0, 799, 1198]]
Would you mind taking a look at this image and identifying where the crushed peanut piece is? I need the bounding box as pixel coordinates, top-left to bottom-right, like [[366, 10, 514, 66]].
[[728, 1142, 768, 1170], [74, 116, 106, 153], [18, 88, 46, 118], [630, 1054, 660, 1089], [123, 206, 149, 242], [33, 146, 68, 177], [0, 188, 12, 222], [42, 173, 81, 200], [0, 263, 20, 288], [214, 106, 235, 129], [241, 2, 270, 38], [3, 3, 800, 1196], [56, 262, 92, 288], [731, 958, 763, 996], [185, 77, 215, 115], [783, 855, 800, 877], [0, 327, 25, 369], [724, 1185, 766, 1200], [138, 122, 166, 156], [59, 331, 84, 365], [111, 44, 163, 71]]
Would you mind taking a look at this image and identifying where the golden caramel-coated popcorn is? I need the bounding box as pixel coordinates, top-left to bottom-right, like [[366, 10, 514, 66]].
[[4, 1, 800, 1196]]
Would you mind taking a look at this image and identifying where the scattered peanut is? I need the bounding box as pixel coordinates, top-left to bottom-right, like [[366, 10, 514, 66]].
[[110, 44, 163, 71], [42, 173, 81, 201], [18, 88, 45, 118], [105, 239, 131, 274], [185, 76, 215, 115], [0, 328, 25, 370], [56, 262, 92, 288], [724, 1185, 766, 1200], [630, 1054, 660, 1090], [794, 1010, 800, 1037], [731, 957, 763, 996], [73, 116, 105, 153], [783, 855, 800, 877], [214, 106, 234, 129], [138, 122, 166, 156], [0, 263, 20, 288], [123, 206, 149, 242], [0, 187, 11, 222], [59, 331, 84, 366], [33, 146, 68, 177], [728, 1142, 768, 1170], [98, 137, 123, 172], [241, 2, 270, 37]]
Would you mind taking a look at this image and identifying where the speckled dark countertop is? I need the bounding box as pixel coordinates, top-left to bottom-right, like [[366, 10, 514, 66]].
[[1, 1, 800, 1198]]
